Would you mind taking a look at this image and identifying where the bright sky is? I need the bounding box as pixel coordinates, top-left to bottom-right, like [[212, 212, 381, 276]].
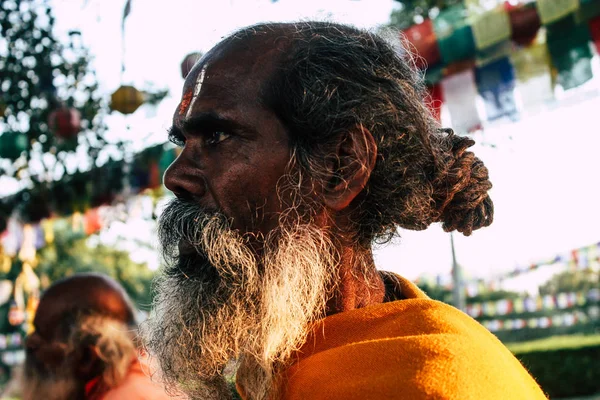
[[47, 0, 600, 289]]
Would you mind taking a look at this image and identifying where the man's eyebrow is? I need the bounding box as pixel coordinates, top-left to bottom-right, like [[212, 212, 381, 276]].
[[179, 112, 257, 135]]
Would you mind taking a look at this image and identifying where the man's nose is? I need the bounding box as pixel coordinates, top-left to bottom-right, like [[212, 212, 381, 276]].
[[163, 154, 206, 199]]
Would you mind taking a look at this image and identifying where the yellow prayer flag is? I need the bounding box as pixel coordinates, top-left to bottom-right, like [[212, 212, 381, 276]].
[[536, 0, 580, 25], [470, 6, 512, 49], [511, 41, 552, 82]]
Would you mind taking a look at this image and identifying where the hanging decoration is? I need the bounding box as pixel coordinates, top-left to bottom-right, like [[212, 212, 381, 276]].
[[468, 4, 512, 50], [578, 0, 600, 21], [507, 3, 542, 46], [392, 0, 600, 133], [466, 288, 600, 319], [402, 20, 441, 69], [426, 83, 443, 121], [590, 15, 600, 52], [546, 15, 594, 90], [433, 4, 477, 65], [511, 39, 554, 110], [110, 85, 145, 115], [475, 57, 518, 121], [536, 0, 581, 25], [440, 69, 482, 133], [48, 106, 81, 139], [0, 132, 28, 161], [181, 52, 203, 79]]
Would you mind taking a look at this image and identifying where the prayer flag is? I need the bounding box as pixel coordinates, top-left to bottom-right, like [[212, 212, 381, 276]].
[[536, 0, 580, 25], [403, 20, 442, 69], [470, 5, 512, 49], [507, 3, 542, 46], [475, 57, 518, 121], [440, 69, 482, 133], [547, 15, 594, 90], [513, 298, 525, 313], [426, 83, 443, 121], [590, 15, 600, 53], [433, 4, 476, 64], [577, 0, 600, 22], [511, 41, 554, 112]]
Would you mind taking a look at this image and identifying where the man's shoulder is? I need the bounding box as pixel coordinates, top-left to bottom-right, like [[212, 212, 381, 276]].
[[281, 299, 546, 400]]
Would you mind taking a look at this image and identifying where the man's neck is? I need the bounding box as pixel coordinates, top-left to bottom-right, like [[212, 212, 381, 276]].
[[325, 247, 385, 315]]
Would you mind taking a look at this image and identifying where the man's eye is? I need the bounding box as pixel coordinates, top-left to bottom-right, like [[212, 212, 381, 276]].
[[204, 131, 230, 146], [168, 131, 185, 147]]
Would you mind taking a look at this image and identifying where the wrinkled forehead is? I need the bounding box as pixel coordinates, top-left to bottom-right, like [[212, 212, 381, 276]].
[[180, 33, 287, 107]]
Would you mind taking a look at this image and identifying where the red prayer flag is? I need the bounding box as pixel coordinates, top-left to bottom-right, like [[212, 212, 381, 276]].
[[590, 16, 600, 53], [403, 19, 442, 69], [506, 2, 541, 46], [427, 83, 443, 121]]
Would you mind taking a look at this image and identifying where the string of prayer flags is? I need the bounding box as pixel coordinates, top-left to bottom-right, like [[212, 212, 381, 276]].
[[402, 19, 442, 69], [433, 4, 476, 65], [468, 4, 512, 50], [475, 57, 518, 121], [0, 333, 22, 350], [440, 69, 482, 133], [536, 0, 581, 25], [465, 288, 600, 319], [547, 15, 594, 90], [482, 307, 599, 332]]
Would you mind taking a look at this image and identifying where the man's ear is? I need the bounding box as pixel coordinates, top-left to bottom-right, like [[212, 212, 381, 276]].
[[322, 125, 377, 211]]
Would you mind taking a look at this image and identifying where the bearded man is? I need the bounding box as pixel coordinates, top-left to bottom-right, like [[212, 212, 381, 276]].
[[23, 273, 175, 400], [143, 21, 547, 400]]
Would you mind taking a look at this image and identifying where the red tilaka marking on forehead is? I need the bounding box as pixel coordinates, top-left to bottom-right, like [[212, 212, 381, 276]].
[[179, 91, 193, 116]]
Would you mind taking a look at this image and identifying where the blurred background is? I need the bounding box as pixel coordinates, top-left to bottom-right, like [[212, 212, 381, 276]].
[[0, 0, 599, 398]]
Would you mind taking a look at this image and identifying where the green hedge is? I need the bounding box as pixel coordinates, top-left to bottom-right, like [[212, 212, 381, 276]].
[[513, 342, 600, 398]]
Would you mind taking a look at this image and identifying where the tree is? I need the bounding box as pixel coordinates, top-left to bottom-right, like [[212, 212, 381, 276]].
[[35, 222, 155, 311], [389, 0, 463, 29], [0, 0, 166, 222], [1, 0, 110, 188], [539, 269, 599, 296]]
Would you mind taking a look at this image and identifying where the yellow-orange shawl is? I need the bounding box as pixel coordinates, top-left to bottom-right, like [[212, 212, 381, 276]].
[[237, 273, 547, 399]]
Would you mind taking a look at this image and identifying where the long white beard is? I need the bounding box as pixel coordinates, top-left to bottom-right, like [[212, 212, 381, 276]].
[[142, 209, 338, 400]]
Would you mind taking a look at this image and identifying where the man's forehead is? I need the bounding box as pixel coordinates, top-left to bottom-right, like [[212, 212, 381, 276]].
[[185, 32, 287, 90], [175, 38, 284, 125]]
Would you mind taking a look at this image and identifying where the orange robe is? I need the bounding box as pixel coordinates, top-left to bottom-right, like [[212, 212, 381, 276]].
[[238, 273, 547, 399]]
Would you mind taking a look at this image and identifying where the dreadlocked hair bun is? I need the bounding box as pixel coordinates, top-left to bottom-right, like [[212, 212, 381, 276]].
[[431, 129, 494, 236]]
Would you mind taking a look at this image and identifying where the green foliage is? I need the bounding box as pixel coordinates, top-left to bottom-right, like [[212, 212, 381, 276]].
[[36, 221, 155, 311], [418, 283, 522, 305], [539, 268, 599, 296], [512, 338, 600, 398], [417, 282, 453, 303], [468, 289, 522, 303], [0, 0, 168, 222], [389, 0, 463, 29], [506, 334, 600, 353], [0, 0, 110, 177]]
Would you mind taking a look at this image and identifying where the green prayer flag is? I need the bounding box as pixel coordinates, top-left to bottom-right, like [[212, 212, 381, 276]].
[[433, 4, 476, 64]]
